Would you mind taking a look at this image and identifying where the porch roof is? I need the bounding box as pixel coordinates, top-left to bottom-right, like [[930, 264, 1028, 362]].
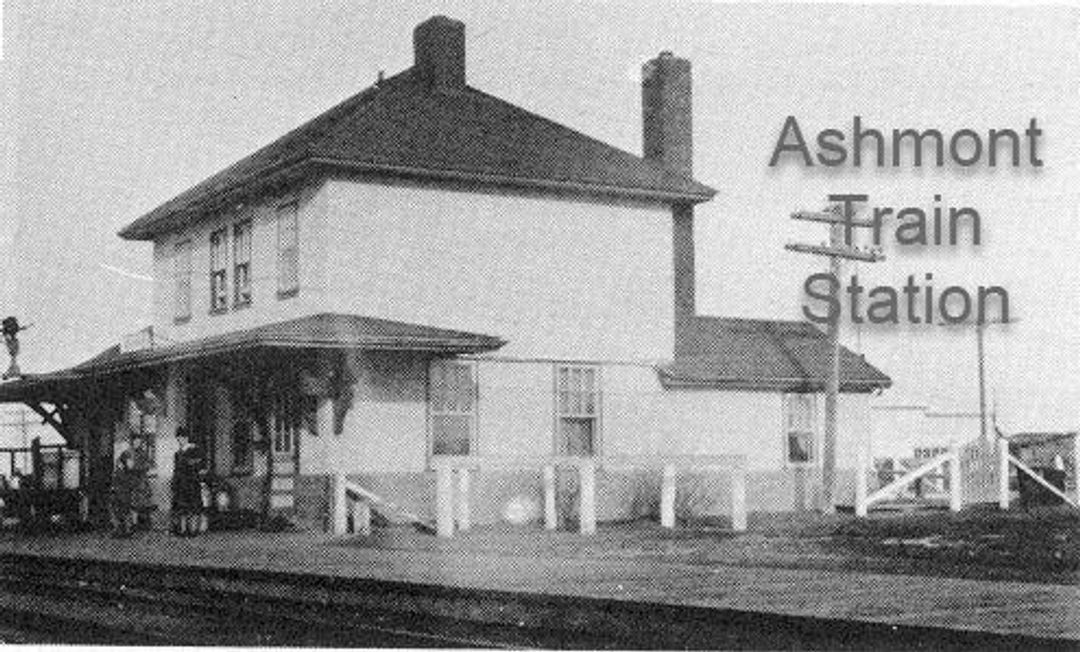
[[0, 313, 506, 402]]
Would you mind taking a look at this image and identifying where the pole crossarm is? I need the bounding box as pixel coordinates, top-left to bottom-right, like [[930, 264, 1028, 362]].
[[791, 210, 876, 228], [784, 242, 884, 262]]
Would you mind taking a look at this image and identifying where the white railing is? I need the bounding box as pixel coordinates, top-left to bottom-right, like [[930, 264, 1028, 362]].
[[855, 443, 962, 517], [331, 454, 747, 538], [997, 437, 1080, 510], [855, 433, 1079, 517]]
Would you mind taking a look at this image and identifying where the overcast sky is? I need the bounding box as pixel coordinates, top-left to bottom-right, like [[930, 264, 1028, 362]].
[[1, 1, 1077, 430]]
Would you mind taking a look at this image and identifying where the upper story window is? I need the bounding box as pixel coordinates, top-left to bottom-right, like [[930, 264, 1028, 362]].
[[555, 365, 600, 456], [276, 202, 299, 298], [173, 239, 192, 323], [785, 394, 816, 465], [428, 360, 476, 456], [209, 228, 228, 313], [232, 219, 252, 308]]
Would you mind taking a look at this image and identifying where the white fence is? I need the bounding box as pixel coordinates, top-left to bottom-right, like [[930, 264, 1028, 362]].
[[331, 453, 748, 538], [855, 433, 1080, 516]]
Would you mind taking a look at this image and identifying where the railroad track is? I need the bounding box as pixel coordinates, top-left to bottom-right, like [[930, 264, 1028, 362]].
[[0, 553, 1074, 649], [0, 556, 569, 647]]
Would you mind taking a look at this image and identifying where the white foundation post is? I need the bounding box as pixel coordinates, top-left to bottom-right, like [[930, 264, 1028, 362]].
[[455, 468, 471, 532], [1073, 433, 1080, 506], [730, 465, 747, 532], [355, 499, 372, 536], [579, 460, 596, 535], [332, 471, 348, 535], [855, 443, 868, 518], [435, 465, 454, 538], [949, 444, 962, 512], [998, 436, 1011, 510], [660, 464, 676, 528], [543, 465, 557, 530]]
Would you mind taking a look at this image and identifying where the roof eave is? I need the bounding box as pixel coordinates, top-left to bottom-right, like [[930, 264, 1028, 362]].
[[311, 157, 717, 205], [119, 156, 717, 241], [657, 372, 892, 393]]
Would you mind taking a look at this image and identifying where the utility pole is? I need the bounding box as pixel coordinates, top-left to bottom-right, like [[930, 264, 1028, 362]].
[[974, 316, 1013, 443], [977, 322, 987, 442], [786, 203, 884, 514]]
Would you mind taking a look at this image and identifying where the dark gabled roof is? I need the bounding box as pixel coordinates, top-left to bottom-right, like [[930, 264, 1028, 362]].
[[0, 313, 505, 402], [661, 316, 891, 393], [119, 69, 716, 240]]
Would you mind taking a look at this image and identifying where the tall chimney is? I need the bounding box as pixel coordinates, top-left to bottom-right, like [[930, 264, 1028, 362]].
[[643, 52, 696, 342], [414, 16, 466, 92]]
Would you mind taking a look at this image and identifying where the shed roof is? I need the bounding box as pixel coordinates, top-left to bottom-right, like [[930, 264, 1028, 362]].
[[661, 316, 891, 392], [119, 69, 715, 240]]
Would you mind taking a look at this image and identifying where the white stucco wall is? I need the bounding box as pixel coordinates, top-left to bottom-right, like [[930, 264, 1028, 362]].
[[150, 181, 326, 343], [303, 353, 873, 479], [318, 179, 676, 362]]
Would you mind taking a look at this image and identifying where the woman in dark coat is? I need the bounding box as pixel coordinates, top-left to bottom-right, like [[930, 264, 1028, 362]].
[[111, 451, 136, 537], [171, 428, 203, 536]]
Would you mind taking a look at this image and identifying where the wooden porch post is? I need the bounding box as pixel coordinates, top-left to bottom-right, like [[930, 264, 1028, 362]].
[[435, 465, 454, 538], [1073, 433, 1080, 506], [455, 468, 471, 532], [730, 465, 748, 532], [855, 442, 868, 518], [578, 460, 596, 535], [542, 465, 557, 530], [998, 436, 1011, 510], [948, 443, 962, 512], [331, 471, 348, 535], [660, 464, 676, 528]]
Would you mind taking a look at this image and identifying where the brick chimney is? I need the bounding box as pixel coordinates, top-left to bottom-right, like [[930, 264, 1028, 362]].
[[643, 52, 696, 343], [414, 16, 466, 92]]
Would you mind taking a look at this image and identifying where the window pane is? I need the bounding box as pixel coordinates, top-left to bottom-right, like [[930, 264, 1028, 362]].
[[788, 432, 812, 463], [429, 362, 475, 455], [432, 415, 471, 455], [174, 241, 192, 319], [560, 418, 594, 456]]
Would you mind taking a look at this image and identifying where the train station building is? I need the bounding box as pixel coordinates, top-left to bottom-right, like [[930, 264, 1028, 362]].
[[0, 16, 889, 531]]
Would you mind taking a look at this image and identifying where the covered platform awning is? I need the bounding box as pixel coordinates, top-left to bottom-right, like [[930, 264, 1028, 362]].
[[0, 312, 507, 403]]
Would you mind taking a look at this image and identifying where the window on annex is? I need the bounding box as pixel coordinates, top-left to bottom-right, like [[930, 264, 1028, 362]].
[[232, 219, 252, 308], [785, 394, 816, 465], [276, 202, 299, 298], [555, 365, 600, 456], [173, 239, 192, 322], [428, 361, 476, 456], [209, 228, 228, 313]]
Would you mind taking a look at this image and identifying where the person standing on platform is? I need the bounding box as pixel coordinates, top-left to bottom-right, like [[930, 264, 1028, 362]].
[[110, 450, 136, 538], [171, 428, 203, 536], [130, 434, 153, 531]]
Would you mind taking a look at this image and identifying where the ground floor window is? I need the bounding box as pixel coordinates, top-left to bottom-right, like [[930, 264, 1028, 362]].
[[785, 394, 816, 465], [428, 360, 476, 456], [555, 365, 600, 456]]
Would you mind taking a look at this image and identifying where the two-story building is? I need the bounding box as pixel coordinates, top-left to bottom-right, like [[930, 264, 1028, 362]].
[[0, 16, 889, 530]]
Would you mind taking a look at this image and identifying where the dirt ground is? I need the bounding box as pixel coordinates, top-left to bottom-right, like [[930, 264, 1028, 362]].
[[343, 505, 1080, 585]]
